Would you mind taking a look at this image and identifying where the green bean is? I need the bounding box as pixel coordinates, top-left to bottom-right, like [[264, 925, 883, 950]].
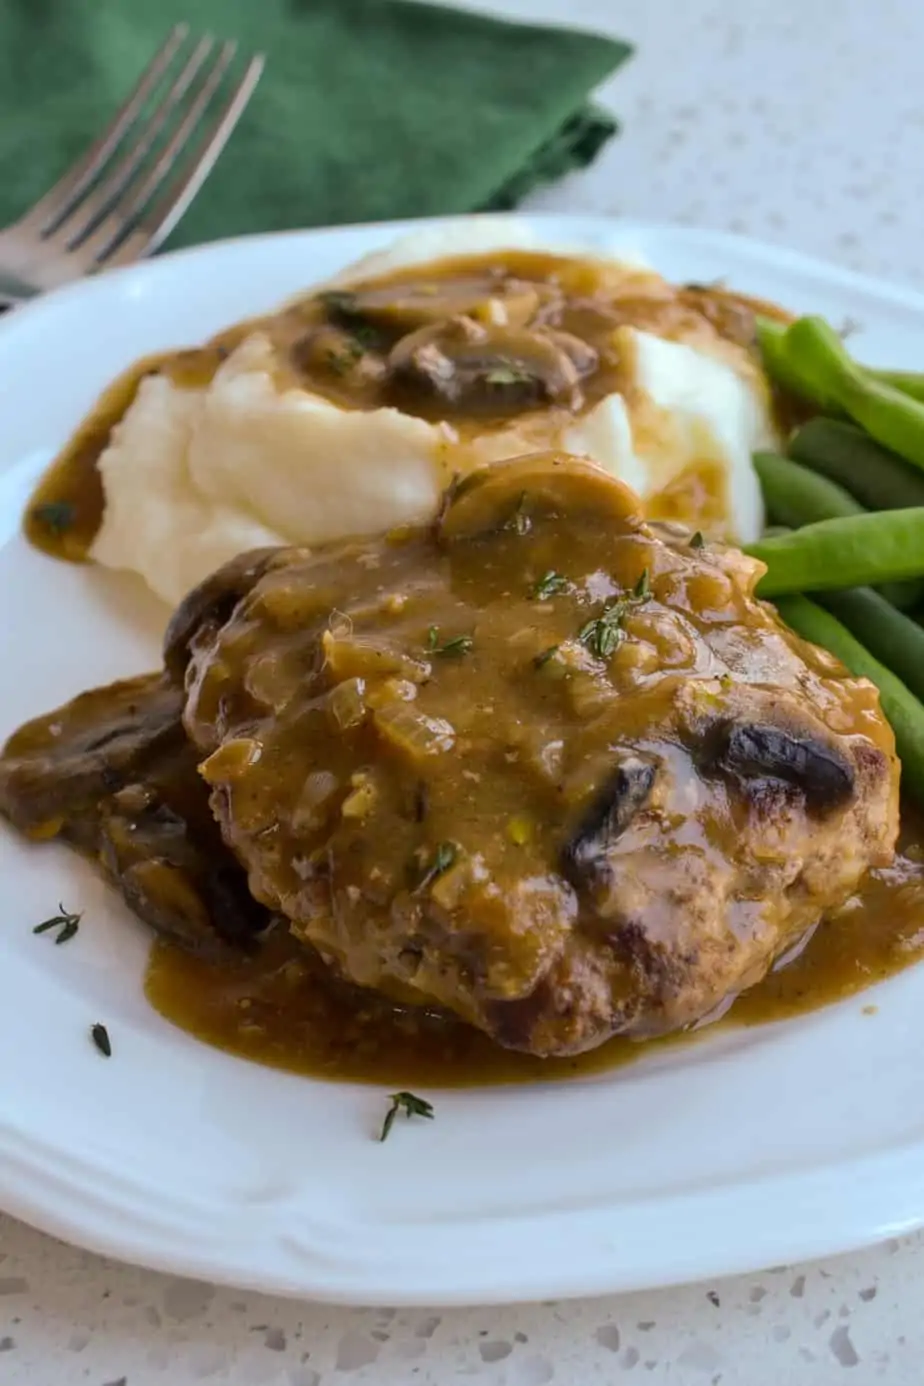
[[773, 594, 924, 804], [747, 508, 924, 595], [789, 417, 924, 511], [875, 581, 921, 616], [753, 451, 862, 528], [784, 317, 924, 472], [817, 587, 924, 704], [757, 314, 924, 409], [868, 369, 924, 405], [758, 439, 924, 609], [755, 316, 840, 412]]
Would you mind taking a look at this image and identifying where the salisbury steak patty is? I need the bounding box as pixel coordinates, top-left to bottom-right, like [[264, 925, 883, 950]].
[[176, 452, 899, 1056]]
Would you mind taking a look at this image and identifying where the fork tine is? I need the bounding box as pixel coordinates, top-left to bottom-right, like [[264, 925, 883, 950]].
[[61, 34, 217, 247], [105, 40, 237, 234], [21, 24, 190, 235], [103, 52, 264, 267]]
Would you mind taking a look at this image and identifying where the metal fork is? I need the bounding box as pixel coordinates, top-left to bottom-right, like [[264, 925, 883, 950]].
[[0, 24, 264, 302]]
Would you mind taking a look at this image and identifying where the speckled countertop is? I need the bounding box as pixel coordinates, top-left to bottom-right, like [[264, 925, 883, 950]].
[[4, 1, 924, 1381]]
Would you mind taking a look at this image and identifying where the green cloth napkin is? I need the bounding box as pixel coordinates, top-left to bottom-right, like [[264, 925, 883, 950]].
[[0, 0, 631, 249]]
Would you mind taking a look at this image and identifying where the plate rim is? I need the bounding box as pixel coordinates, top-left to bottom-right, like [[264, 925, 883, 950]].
[[5, 210, 924, 341], [3, 211, 924, 1305]]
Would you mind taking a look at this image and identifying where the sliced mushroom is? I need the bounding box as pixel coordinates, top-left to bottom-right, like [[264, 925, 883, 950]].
[[163, 548, 283, 682], [707, 720, 855, 813], [541, 328, 599, 379], [0, 671, 272, 956], [318, 276, 546, 334], [438, 452, 643, 544], [101, 799, 270, 953], [561, 756, 656, 890], [387, 316, 598, 414], [0, 674, 183, 842]]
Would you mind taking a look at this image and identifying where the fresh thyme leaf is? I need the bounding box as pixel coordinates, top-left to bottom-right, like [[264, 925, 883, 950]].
[[316, 293, 387, 347], [318, 289, 359, 318], [577, 570, 652, 660], [379, 1090, 435, 1142], [533, 645, 560, 669], [90, 1022, 111, 1058], [352, 322, 384, 350], [531, 571, 568, 600], [431, 841, 457, 875], [633, 567, 652, 600], [33, 916, 65, 935], [325, 339, 364, 374], [426, 627, 474, 658], [503, 491, 531, 536], [380, 1103, 398, 1144], [578, 613, 624, 660], [486, 364, 532, 386], [31, 501, 75, 536], [33, 903, 81, 943], [837, 315, 862, 340], [414, 840, 460, 893], [436, 635, 474, 658], [690, 530, 705, 549]]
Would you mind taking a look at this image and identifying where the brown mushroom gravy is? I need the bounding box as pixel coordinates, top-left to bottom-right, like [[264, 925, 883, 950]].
[[25, 252, 788, 564], [10, 434, 919, 1086], [163, 455, 897, 1059], [145, 826, 924, 1087]]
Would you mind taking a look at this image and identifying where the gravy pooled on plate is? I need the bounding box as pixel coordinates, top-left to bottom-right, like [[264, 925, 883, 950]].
[[2, 450, 910, 1077], [145, 822, 924, 1087]]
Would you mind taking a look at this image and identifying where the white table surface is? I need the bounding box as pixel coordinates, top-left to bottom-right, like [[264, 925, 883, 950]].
[[5, 1, 924, 1381]]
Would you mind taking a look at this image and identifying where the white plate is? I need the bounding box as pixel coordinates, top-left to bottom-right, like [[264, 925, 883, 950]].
[[3, 215, 924, 1307]]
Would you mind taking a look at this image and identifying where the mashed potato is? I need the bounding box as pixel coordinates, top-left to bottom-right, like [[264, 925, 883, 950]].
[[89, 216, 780, 606]]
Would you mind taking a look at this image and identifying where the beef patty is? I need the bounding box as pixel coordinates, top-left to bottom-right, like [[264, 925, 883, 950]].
[[171, 452, 899, 1056]]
